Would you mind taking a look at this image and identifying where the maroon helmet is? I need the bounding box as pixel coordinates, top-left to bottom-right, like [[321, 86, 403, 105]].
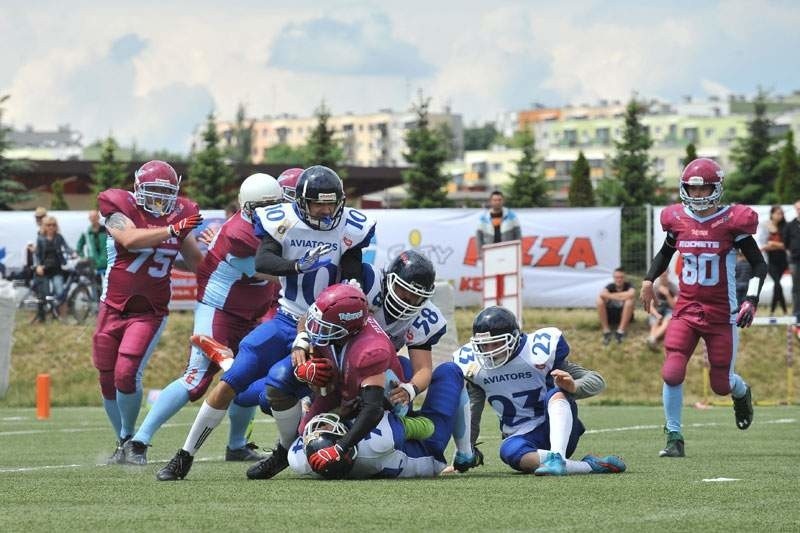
[[277, 167, 303, 202], [134, 160, 181, 216], [679, 158, 724, 212], [306, 283, 369, 346]]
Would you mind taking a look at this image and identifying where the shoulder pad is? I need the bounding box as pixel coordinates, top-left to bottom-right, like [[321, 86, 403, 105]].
[[729, 204, 758, 235], [98, 189, 137, 218], [660, 204, 682, 232]]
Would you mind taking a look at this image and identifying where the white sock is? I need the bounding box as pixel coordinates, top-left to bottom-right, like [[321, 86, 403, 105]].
[[548, 397, 572, 457], [182, 401, 227, 455], [273, 401, 302, 448]]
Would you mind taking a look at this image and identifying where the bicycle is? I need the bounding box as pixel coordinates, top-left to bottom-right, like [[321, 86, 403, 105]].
[[18, 258, 101, 324]]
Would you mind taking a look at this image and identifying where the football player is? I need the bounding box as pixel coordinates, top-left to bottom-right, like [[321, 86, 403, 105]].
[[122, 174, 283, 465], [157, 165, 375, 481], [95, 160, 204, 463], [453, 306, 626, 476], [277, 167, 303, 202], [640, 158, 766, 458]]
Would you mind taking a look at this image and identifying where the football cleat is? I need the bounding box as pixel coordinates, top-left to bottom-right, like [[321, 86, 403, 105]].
[[122, 439, 148, 466], [534, 452, 567, 476], [107, 436, 131, 465], [581, 454, 626, 473], [453, 446, 484, 473], [246, 443, 289, 479], [226, 442, 266, 462], [190, 334, 234, 372], [157, 449, 194, 481], [659, 430, 685, 458], [732, 385, 753, 430], [602, 332, 612, 346]]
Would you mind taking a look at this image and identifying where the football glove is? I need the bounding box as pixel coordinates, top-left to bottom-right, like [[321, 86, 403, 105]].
[[736, 296, 758, 328], [308, 443, 351, 473], [296, 243, 334, 273], [168, 213, 204, 239], [294, 357, 334, 387], [453, 445, 484, 473]]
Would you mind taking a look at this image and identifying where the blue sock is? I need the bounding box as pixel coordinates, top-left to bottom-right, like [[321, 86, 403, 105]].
[[228, 403, 257, 450], [729, 374, 747, 398], [132, 380, 190, 445], [662, 383, 683, 433], [103, 398, 122, 439], [116, 389, 143, 438]]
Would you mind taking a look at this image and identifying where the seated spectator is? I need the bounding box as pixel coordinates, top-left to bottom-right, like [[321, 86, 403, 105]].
[[646, 271, 678, 350], [33, 216, 74, 322], [597, 267, 636, 345]]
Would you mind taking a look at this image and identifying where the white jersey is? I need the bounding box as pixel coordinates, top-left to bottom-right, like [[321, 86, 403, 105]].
[[287, 412, 446, 479], [452, 327, 570, 437], [253, 203, 376, 317], [359, 263, 447, 352]]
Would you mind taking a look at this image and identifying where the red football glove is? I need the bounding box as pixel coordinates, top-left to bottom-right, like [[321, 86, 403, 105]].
[[736, 296, 757, 328], [169, 213, 204, 238], [294, 357, 334, 387], [308, 443, 347, 473]]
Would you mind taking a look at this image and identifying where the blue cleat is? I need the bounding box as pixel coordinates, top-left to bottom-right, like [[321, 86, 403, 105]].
[[582, 454, 626, 474], [534, 452, 567, 476]]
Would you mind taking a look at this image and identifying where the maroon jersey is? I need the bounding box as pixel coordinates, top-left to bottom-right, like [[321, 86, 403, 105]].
[[314, 317, 400, 418], [195, 212, 278, 321], [661, 203, 758, 324], [98, 189, 199, 316]]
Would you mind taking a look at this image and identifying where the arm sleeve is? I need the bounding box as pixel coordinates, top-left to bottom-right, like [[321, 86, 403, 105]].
[[644, 233, 677, 282], [254, 234, 297, 276], [338, 385, 385, 451], [736, 235, 768, 296], [558, 360, 606, 400], [340, 247, 363, 285]]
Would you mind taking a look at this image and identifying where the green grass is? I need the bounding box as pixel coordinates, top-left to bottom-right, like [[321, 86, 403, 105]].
[[1, 405, 798, 532], [3, 307, 797, 407]]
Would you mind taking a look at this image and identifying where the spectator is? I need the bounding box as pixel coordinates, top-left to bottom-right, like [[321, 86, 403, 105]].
[[597, 267, 635, 345], [646, 271, 677, 350], [476, 191, 521, 253], [757, 205, 788, 315], [76, 209, 108, 280], [34, 206, 47, 235], [33, 215, 74, 322], [781, 199, 800, 324]]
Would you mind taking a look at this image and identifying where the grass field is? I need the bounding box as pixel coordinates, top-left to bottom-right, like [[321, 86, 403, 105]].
[[1, 404, 798, 532]]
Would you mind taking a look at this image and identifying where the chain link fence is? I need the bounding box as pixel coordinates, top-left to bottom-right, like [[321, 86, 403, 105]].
[[620, 204, 654, 278]]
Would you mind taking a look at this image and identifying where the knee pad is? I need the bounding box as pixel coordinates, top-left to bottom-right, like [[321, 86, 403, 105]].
[[92, 331, 118, 372], [266, 384, 297, 411], [98, 371, 116, 400], [661, 352, 687, 386], [114, 353, 142, 394], [709, 367, 732, 395]]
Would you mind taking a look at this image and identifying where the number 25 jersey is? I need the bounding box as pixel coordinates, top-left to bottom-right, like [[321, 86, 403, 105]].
[[661, 203, 757, 324]]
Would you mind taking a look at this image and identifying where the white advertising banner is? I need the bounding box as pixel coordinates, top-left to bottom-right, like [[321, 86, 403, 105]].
[[1, 207, 621, 308]]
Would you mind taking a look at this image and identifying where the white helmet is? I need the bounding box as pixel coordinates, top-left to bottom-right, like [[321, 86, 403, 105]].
[[238, 173, 282, 218]]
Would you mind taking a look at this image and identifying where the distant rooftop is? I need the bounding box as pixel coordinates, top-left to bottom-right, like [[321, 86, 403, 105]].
[[8, 125, 82, 148]]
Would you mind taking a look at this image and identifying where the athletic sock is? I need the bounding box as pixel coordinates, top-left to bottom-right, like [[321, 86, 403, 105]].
[[133, 380, 190, 445], [228, 403, 257, 450], [663, 382, 683, 433], [116, 389, 143, 438], [272, 402, 302, 448], [453, 386, 474, 456], [547, 397, 572, 457], [729, 374, 747, 398], [183, 401, 227, 455], [103, 398, 122, 439]]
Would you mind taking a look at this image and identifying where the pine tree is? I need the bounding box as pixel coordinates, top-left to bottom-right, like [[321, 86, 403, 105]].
[[91, 136, 128, 205], [227, 103, 253, 164], [725, 90, 778, 204], [50, 179, 69, 210], [187, 112, 237, 209], [305, 101, 344, 172], [504, 127, 549, 207], [683, 143, 698, 167], [402, 94, 450, 208], [776, 130, 800, 203], [0, 94, 31, 210], [568, 151, 594, 207]]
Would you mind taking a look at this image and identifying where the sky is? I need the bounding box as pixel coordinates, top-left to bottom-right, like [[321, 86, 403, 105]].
[[2, 0, 800, 152]]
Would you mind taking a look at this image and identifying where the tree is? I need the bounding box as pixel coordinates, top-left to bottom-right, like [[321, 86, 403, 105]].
[[0, 94, 31, 209], [504, 127, 549, 207], [225, 103, 253, 164], [776, 130, 800, 203], [264, 143, 308, 166], [186, 112, 237, 209], [683, 143, 698, 167], [91, 136, 128, 204], [568, 151, 594, 207], [402, 93, 451, 208], [464, 123, 498, 151], [50, 179, 69, 210], [725, 90, 778, 204], [599, 97, 663, 273], [305, 101, 344, 171]]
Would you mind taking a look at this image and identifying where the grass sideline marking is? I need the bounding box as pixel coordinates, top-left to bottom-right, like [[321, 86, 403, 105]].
[[0, 417, 274, 437]]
